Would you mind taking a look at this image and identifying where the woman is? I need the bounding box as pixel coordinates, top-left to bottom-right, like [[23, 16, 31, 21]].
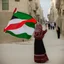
[[34, 23, 49, 63], [56, 26, 60, 39]]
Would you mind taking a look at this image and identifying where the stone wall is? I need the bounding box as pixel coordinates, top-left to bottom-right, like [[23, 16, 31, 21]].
[[0, 12, 25, 43]]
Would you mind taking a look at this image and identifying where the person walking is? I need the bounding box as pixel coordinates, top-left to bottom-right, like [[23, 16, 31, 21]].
[[52, 22, 54, 30], [48, 23, 50, 29], [56, 26, 60, 39], [54, 22, 56, 28], [50, 22, 52, 29], [34, 23, 49, 63]]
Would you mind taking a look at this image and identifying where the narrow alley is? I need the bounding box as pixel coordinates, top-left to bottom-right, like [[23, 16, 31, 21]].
[[0, 0, 64, 64], [0, 29, 64, 64]]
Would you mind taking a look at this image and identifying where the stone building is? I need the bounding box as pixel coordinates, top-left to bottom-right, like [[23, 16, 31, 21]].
[[28, 0, 44, 23], [0, 0, 44, 43], [48, 0, 58, 23], [56, 0, 64, 36], [49, 0, 64, 36]]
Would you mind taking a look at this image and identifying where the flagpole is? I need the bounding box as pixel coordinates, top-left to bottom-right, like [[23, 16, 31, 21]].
[[13, 8, 17, 14]]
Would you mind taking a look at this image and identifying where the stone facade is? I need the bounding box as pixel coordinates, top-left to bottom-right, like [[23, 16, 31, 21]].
[[49, 0, 64, 36], [60, 0, 64, 35], [56, 0, 64, 35], [28, 0, 44, 23], [48, 0, 58, 23]]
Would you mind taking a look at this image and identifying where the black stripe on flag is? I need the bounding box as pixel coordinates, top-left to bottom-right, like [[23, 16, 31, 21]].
[[11, 16, 18, 19]]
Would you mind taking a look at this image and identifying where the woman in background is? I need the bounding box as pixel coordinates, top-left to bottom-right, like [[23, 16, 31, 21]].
[[34, 23, 49, 63], [56, 26, 60, 39]]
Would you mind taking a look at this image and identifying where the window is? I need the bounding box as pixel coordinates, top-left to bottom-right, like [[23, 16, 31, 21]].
[[62, 10, 64, 15], [2, 0, 9, 10], [29, 0, 32, 1], [15, 0, 20, 2]]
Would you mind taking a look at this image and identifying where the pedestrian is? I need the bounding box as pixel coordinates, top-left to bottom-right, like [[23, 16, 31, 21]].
[[56, 26, 60, 39], [34, 23, 49, 63], [54, 22, 56, 28], [50, 22, 52, 29], [48, 23, 50, 29], [51, 22, 54, 30]]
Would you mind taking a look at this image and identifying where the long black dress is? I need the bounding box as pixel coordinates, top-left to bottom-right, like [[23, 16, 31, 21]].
[[34, 30, 49, 63], [34, 39, 46, 54]]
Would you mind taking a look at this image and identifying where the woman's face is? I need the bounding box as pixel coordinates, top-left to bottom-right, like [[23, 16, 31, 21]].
[[36, 24, 42, 29], [35, 24, 42, 32]]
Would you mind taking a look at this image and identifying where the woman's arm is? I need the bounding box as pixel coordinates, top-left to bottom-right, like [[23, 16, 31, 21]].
[[43, 29, 47, 35], [34, 32, 41, 38]]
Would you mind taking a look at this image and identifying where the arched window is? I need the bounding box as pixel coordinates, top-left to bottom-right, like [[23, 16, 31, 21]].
[[2, 0, 9, 10]]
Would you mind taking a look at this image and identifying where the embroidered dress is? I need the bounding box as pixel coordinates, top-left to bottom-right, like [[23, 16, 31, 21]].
[[34, 23, 49, 63]]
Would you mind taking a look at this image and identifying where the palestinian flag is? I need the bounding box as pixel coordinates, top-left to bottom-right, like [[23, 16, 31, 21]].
[[4, 11, 37, 39]]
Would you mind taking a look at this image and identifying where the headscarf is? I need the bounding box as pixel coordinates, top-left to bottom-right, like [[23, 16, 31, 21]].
[[34, 23, 43, 38], [35, 23, 42, 32]]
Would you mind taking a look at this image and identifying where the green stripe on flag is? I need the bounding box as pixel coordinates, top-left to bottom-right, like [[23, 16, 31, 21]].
[[25, 22, 35, 28], [6, 31, 31, 39], [13, 11, 32, 19]]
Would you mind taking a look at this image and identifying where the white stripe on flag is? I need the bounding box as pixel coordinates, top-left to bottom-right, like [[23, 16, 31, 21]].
[[9, 24, 34, 35], [7, 19, 25, 27]]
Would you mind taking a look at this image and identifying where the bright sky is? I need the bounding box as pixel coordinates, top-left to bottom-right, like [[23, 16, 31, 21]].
[[40, 0, 51, 20]]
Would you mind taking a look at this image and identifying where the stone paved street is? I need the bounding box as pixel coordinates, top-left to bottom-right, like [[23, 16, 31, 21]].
[[0, 29, 64, 64]]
